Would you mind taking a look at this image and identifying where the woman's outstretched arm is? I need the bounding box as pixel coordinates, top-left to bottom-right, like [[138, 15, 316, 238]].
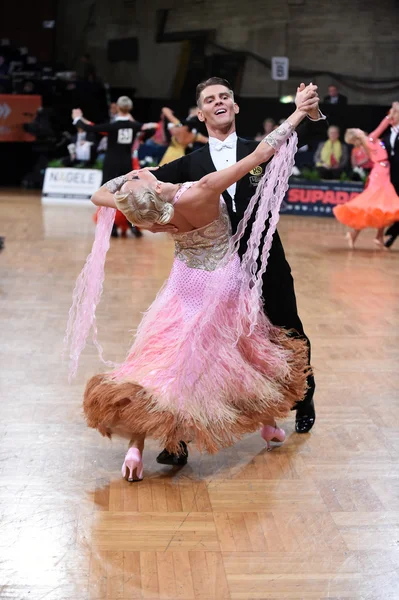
[[369, 115, 391, 140], [90, 175, 130, 208], [197, 107, 307, 197], [91, 186, 118, 209]]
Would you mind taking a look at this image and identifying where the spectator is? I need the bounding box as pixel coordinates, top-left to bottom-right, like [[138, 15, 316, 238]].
[[314, 125, 349, 179], [64, 127, 96, 167], [109, 102, 118, 122], [158, 107, 208, 166], [255, 118, 276, 141], [323, 84, 348, 105], [183, 106, 206, 153], [22, 80, 36, 94]]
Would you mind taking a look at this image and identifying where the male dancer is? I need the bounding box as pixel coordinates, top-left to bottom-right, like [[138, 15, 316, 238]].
[[72, 96, 156, 237], [383, 102, 399, 248], [148, 78, 327, 465]]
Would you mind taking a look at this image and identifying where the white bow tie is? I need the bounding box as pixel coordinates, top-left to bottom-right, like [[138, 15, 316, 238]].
[[209, 140, 235, 151]]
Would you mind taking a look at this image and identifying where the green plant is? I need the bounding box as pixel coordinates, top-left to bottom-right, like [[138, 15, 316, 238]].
[[47, 159, 64, 168], [46, 159, 102, 170], [300, 167, 321, 181], [339, 171, 351, 182]]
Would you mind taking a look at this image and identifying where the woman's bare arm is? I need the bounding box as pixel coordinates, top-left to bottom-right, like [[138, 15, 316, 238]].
[[91, 186, 118, 209]]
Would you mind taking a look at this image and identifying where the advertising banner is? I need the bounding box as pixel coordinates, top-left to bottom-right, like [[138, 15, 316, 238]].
[[0, 94, 42, 142], [42, 168, 103, 205], [282, 179, 364, 217]]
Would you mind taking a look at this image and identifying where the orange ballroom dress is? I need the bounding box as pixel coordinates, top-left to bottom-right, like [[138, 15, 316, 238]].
[[333, 117, 399, 229]]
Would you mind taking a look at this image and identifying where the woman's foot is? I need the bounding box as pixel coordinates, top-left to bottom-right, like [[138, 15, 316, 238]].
[[373, 237, 384, 249], [121, 447, 144, 482], [260, 424, 286, 451], [346, 231, 356, 249]]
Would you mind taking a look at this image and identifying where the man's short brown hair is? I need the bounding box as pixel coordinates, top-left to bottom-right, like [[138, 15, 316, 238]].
[[196, 77, 234, 106]]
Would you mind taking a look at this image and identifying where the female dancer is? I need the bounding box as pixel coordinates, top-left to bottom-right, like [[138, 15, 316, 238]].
[[333, 109, 399, 248], [65, 90, 314, 482]]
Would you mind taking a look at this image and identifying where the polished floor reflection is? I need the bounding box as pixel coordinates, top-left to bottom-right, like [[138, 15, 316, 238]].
[[1, 190, 398, 599]]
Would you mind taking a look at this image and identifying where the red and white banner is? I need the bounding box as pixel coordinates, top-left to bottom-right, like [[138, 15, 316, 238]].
[[282, 180, 364, 217], [0, 94, 42, 142]]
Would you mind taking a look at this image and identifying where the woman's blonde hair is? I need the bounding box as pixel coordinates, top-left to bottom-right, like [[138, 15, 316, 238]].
[[345, 128, 361, 145], [114, 183, 174, 226]]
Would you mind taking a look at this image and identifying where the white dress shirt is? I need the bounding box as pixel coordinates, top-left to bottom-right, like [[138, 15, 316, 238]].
[[75, 131, 92, 161], [390, 125, 399, 156], [209, 131, 238, 210], [208, 112, 326, 212]]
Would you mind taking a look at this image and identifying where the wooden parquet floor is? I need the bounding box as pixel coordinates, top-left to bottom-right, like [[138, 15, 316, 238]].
[[0, 190, 398, 600]]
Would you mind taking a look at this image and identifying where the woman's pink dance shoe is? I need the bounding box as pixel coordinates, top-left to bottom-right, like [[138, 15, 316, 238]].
[[121, 447, 144, 482], [260, 425, 286, 451]]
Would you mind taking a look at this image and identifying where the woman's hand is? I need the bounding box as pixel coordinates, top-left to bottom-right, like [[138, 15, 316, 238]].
[[161, 107, 174, 118], [295, 83, 319, 115]]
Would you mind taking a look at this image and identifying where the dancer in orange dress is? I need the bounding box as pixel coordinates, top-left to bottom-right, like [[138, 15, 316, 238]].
[[333, 109, 399, 248]]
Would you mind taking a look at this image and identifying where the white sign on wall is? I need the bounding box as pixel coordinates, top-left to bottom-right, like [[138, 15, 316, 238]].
[[271, 57, 289, 81], [42, 168, 103, 205]]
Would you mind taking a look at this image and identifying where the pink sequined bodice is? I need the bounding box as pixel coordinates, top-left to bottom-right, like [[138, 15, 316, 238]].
[[172, 182, 231, 271], [367, 137, 388, 164], [367, 117, 391, 166]]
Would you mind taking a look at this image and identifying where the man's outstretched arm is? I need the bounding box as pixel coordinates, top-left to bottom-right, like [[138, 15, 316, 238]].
[[294, 82, 328, 148], [154, 153, 192, 185]]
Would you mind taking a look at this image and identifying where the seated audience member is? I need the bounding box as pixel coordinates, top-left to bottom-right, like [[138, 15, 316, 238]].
[[255, 118, 276, 141], [324, 84, 348, 105], [64, 127, 96, 167], [314, 125, 349, 179], [22, 80, 36, 94], [109, 103, 118, 123]]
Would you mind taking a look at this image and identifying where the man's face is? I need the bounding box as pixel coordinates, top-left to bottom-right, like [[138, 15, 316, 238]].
[[391, 105, 399, 125], [328, 86, 338, 97], [197, 85, 239, 130], [328, 127, 340, 142]]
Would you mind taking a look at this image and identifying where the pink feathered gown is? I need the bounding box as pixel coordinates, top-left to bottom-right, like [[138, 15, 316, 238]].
[[68, 135, 309, 453]]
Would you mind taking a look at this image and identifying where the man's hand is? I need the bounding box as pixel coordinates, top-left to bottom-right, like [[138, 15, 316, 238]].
[[143, 223, 178, 234], [141, 122, 159, 131], [72, 108, 83, 120], [162, 107, 175, 119], [295, 83, 320, 119]]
